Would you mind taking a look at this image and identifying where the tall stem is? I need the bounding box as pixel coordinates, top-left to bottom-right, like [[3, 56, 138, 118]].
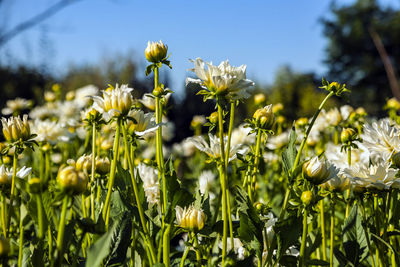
[[90, 123, 96, 221], [217, 102, 228, 264], [55, 196, 69, 266], [121, 122, 156, 264], [330, 197, 335, 267], [103, 119, 121, 229], [18, 205, 24, 267], [345, 148, 351, 218], [320, 200, 327, 261], [1, 194, 6, 238], [250, 128, 262, 201], [225, 102, 235, 248], [7, 151, 18, 234], [299, 208, 308, 267]]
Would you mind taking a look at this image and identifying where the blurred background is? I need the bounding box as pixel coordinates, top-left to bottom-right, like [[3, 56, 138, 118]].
[[0, 0, 400, 141]]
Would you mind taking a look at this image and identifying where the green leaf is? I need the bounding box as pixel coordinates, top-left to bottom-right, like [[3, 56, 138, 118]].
[[86, 213, 131, 267], [306, 259, 330, 266], [275, 214, 302, 261], [282, 125, 297, 180]]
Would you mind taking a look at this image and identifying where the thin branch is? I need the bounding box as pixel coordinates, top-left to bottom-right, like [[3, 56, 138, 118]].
[[369, 26, 400, 100], [0, 0, 82, 47]]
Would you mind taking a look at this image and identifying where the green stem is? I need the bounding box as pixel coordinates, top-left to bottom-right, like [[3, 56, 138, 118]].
[[163, 225, 171, 267], [18, 205, 24, 267], [217, 102, 228, 264], [330, 197, 335, 267], [193, 232, 202, 267], [374, 195, 382, 266], [299, 208, 308, 267], [1, 194, 7, 238], [359, 201, 376, 267], [320, 200, 327, 261], [103, 119, 121, 229], [56, 196, 69, 265], [121, 122, 156, 264], [225, 102, 235, 246], [180, 245, 190, 267], [48, 226, 53, 262], [251, 128, 263, 201], [7, 151, 18, 235], [90, 123, 96, 221], [36, 194, 44, 239]]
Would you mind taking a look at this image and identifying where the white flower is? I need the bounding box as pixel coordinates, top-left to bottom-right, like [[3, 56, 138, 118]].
[[136, 163, 159, 206], [266, 131, 289, 150], [175, 205, 206, 231], [140, 93, 171, 111], [127, 110, 159, 136], [0, 165, 32, 185], [2, 98, 32, 115], [343, 160, 400, 191], [325, 108, 342, 127], [231, 124, 255, 146], [199, 170, 216, 196], [325, 142, 369, 169], [92, 84, 133, 120], [73, 85, 99, 108], [340, 105, 354, 121], [29, 104, 57, 120], [188, 134, 245, 162], [30, 119, 70, 144], [303, 156, 339, 185], [172, 138, 197, 157], [361, 118, 400, 161], [186, 58, 254, 100]]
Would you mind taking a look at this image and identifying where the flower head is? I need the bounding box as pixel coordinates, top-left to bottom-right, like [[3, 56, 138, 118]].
[[0, 165, 32, 185], [127, 110, 159, 136], [1, 115, 31, 143], [92, 84, 133, 120], [253, 104, 275, 129], [302, 156, 338, 185], [145, 41, 168, 63], [186, 58, 254, 100], [31, 119, 69, 144], [137, 163, 160, 207], [175, 205, 206, 231], [1, 98, 32, 116]]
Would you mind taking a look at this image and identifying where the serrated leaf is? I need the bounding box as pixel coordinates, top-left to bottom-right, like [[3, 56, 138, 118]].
[[275, 214, 302, 261]]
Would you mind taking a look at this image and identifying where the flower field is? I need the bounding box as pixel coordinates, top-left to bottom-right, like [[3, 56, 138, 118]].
[[1, 41, 400, 267]]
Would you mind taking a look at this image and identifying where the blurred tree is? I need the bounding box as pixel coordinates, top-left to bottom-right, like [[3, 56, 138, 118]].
[[321, 0, 400, 114], [267, 66, 337, 119]]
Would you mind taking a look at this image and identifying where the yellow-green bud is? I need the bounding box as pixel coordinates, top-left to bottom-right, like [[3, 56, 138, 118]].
[[272, 103, 284, 114], [253, 104, 275, 129], [2, 156, 11, 165], [209, 112, 218, 124], [52, 83, 61, 93], [76, 155, 92, 172], [341, 128, 357, 144], [86, 108, 99, 121], [66, 91, 75, 101], [176, 205, 206, 231], [0, 237, 10, 257], [153, 86, 164, 97], [145, 40, 168, 63], [276, 115, 286, 124], [302, 157, 331, 185], [57, 166, 88, 194], [296, 117, 308, 128], [44, 91, 56, 102], [387, 97, 400, 110], [28, 177, 42, 194], [301, 191, 313, 206], [355, 107, 366, 116], [254, 93, 266, 105], [96, 157, 110, 175], [1, 115, 31, 143]]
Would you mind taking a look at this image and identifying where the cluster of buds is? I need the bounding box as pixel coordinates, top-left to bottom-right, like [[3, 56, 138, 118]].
[[252, 104, 275, 130], [319, 78, 350, 96], [57, 166, 88, 195], [1, 115, 31, 143], [176, 205, 206, 231], [302, 156, 337, 185]]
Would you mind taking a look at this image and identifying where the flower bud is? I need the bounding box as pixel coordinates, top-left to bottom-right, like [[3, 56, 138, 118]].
[[86, 108, 99, 121], [301, 191, 313, 206], [254, 93, 266, 105], [76, 154, 92, 172], [57, 166, 88, 194], [341, 128, 357, 144], [153, 86, 164, 97], [1, 115, 31, 143], [52, 83, 61, 93], [44, 91, 56, 102], [0, 237, 10, 257], [276, 115, 286, 124], [28, 177, 42, 194], [355, 107, 366, 116], [176, 205, 206, 231], [272, 103, 284, 114], [66, 91, 75, 101], [296, 117, 308, 128], [302, 157, 331, 185], [253, 104, 275, 129], [191, 115, 206, 129], [145, 41, 168, 63], [386, 97, 400, 110], [209, 112, 218, 124], [0, 166, 10, 185], [96, 157, 110, 175]]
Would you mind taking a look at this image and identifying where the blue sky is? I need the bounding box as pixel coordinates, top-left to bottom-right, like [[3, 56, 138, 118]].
[[1, 0, 399, 94]]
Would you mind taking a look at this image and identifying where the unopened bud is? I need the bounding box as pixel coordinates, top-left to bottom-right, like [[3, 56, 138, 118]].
[[254, 93, 266, 105], [145, 41, 168, 63], [209, 112, 218, 124], [301, 191, 313, 206], [341, 128, 357, 144]]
